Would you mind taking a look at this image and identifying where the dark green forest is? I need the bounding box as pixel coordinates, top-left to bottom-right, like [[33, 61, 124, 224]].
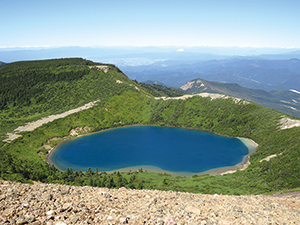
[[1, 58, 299, 195]]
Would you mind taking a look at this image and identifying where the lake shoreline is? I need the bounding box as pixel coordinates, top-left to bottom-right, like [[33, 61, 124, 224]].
[[47, 124, 258, 177]]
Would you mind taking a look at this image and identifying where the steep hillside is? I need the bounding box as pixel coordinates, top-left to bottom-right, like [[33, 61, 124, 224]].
[[180, 78, 300, 118], [1, 58, 300, 196], [0, 58, 153, 145]]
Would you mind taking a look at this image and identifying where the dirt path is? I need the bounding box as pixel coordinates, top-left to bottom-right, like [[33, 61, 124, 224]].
[[3, 100, 99, 142]]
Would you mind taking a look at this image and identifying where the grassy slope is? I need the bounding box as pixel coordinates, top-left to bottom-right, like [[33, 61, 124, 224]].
[[1, 58, 299, 195]]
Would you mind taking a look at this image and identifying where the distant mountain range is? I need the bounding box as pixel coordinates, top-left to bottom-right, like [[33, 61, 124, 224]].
[[121, 58, 300, 91], [180, 78, 300, 118], [0, 61, 4, 65], [2, 46, 300, 92], [1, 46, 300, 64], [2, 47, 300, 118]]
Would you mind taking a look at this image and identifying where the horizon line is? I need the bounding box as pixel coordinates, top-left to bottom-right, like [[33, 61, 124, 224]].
[[0, 45, 299, 50]]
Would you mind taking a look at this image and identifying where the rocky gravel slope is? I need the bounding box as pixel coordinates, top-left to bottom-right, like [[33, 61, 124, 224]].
[[1, 180, 299, 224]]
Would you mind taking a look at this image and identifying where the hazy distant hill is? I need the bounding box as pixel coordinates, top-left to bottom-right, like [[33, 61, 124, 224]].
[[122, 58, 300, 91], [136, 81, 186, 97], [180, 78, 300, 118], [143, 80, 166, 86], [0, 61, 4, 65]]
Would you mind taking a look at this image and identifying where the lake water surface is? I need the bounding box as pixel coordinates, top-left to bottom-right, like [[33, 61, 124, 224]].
[[49, 126, 253, 175]]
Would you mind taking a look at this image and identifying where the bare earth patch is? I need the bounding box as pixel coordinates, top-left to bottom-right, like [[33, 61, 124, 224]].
[[279, 116, 300, 129], [219, 157, 251, 175], [260, 154, 277, 162], [180, 80, 205, 91], [259, 153, 283, 163], [88, 65, 109, 73], [155, 93, 249, 104], [3, 100, 99, 142]]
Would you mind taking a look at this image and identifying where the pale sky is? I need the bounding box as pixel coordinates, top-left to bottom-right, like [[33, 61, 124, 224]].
[[1, 0, 300, 48]]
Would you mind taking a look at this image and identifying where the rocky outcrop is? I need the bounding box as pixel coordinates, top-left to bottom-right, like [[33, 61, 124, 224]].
[[69, 126, 91, 136], [88, 66, 110, 73], [279, 116, 300, 129], [180, 79, 205, 91], [1, 180, 299, 224], [47, 137, 62, 144]]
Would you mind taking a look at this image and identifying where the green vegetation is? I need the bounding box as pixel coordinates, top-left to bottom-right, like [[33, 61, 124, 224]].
[[0, 58, 150, 146], [1, 58, 300, 195], [135, 81, 186, 97]]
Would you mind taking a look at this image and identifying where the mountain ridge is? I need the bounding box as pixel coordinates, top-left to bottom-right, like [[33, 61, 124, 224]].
[[180, 78, 300, 118]]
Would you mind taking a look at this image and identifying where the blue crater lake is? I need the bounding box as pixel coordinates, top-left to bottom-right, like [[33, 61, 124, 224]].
[[49, 126, 256, 176]]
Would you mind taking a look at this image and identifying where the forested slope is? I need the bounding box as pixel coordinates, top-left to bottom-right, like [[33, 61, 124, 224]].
[[135, 81, 186, 97], [0, 58, 152, 145], [1, 58, 299, 195]]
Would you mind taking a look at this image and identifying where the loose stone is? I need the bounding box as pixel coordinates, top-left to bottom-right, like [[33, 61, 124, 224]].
[[0, 180, 299, 224]]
